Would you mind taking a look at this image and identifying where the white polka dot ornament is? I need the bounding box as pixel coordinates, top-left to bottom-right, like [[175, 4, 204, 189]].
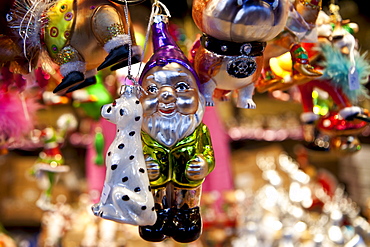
[[92, 85, 156, 226]]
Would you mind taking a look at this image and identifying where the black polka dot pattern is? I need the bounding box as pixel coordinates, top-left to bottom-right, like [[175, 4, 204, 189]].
[[99, 95, 156, 224]]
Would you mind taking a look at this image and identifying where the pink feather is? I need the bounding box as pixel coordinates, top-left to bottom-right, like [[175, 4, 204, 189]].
[[0, 91, 40, 142], [1, 67, 13, 92]]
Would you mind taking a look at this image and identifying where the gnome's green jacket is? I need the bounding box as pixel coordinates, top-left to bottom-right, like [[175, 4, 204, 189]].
[[141, 123, 215, 189]]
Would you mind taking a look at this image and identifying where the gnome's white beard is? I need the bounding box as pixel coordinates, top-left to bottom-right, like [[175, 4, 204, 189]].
[[142, 97, 205, 148]]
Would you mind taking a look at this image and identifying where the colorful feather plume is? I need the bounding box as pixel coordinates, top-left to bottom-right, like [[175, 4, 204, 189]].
[[6, 0, 57, 71], [320, 44, 370, 103], [0, 90, 41, 146]]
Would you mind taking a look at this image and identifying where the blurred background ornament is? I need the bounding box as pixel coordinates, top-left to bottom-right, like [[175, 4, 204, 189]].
[[38, 196, 72, 247], [230, 151, 370, 247], [0, 224, 16, 247], [297, 7, 370, 152], [254, 2, 370, 153], [256, 0, 324, 94], [30, 113, 77, 211]]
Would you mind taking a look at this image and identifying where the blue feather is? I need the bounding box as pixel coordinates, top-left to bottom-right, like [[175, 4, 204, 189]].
[[319, 44, 370, 104]]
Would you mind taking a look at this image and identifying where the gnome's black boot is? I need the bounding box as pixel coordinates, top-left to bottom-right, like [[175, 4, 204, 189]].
[[66, 76, 97, 93], [97, 45, 130, 71], [139, 208, 169, 242], [53, 71, 84, 95], [170, 206, 202, 243]]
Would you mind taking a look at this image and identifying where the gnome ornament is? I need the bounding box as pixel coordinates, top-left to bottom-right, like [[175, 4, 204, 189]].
[[138, 14, 215, 243]]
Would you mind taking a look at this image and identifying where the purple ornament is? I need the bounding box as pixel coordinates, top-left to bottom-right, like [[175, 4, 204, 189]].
[[139, 15, 201, 89]]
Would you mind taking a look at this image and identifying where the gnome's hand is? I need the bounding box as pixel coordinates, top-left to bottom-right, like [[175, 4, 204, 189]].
[[186, 155, 208, 181], [145, 155, 160, 181]]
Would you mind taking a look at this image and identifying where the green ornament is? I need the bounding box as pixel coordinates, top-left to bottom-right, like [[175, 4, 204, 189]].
[[94, 130, 104, 166], [77, 72, 113, 120]]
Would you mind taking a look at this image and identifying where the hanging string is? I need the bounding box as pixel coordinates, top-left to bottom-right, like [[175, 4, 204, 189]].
[[18, 2, 40, 71], [132, 0, 171, 96], [19, 0, 41, 71], [123, 0, 134, 85], [120, 0, 169, 95]]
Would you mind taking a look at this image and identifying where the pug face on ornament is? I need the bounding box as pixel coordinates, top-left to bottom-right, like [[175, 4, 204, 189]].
[[138, 15, 215, 243]]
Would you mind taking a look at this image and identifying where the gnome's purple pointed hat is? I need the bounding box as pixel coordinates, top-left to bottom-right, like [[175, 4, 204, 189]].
[[138, 15, 201, 88]]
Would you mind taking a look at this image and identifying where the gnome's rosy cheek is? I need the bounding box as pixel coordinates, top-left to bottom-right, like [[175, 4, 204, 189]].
[[176, 91, 199, 115], [139, 81, 159, 116], [140, 94, 159, 117]]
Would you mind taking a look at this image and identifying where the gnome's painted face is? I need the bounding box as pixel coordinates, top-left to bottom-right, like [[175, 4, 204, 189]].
[[141, 63, 200, 117], [140, 62, 204, 147]]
